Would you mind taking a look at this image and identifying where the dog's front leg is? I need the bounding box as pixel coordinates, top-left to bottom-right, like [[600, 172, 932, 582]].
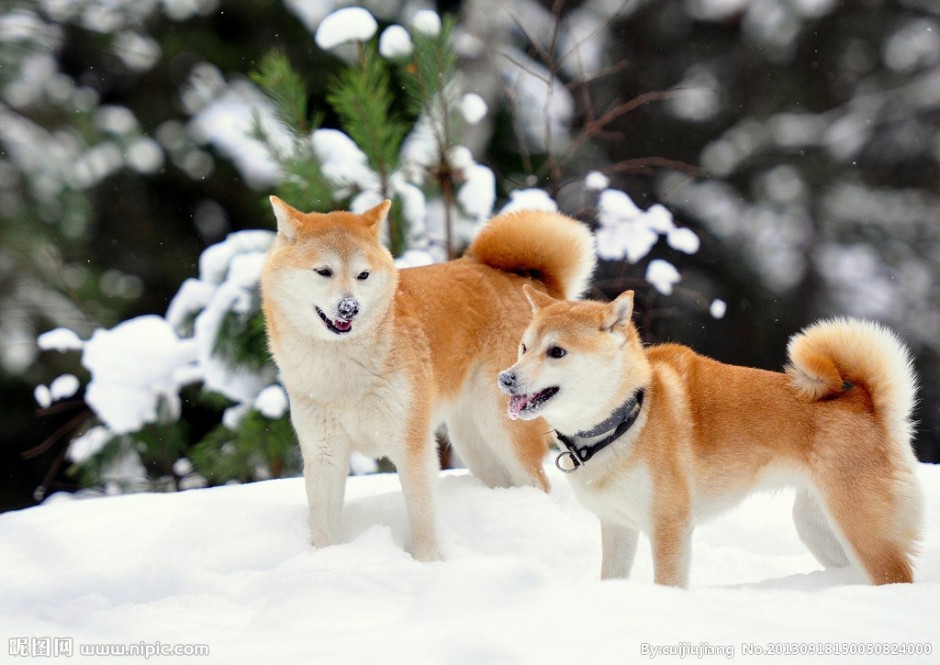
[[600, 520, 639, 580], [650, 514, 692, 588], [293, 404, 350, 548], [391, 429, 441, 562], [301, 448, 349, 548]]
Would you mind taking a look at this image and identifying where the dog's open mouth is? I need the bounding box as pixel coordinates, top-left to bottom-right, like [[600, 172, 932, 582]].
[[508, 386, 559, 419], [316, 307, 353, 335]]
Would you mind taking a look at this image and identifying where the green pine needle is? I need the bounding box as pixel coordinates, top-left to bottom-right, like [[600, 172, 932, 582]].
[[212, 309, 271, 372], [191, 411, 300, 485], [250, 51, 335, 215], [251, 51, 312, 134], [400, 16, 458, 128], [328, 43, 407, 183], [277, 148, 335, 213]]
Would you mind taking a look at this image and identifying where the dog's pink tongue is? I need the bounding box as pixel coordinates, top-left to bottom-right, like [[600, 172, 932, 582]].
[[508, 394, 529, 419], [334, 319, 352, 332]]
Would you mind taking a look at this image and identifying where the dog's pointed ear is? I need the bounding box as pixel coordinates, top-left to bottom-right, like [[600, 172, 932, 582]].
[[523, 284, 556, 314], [361, 199, 391, 238], [602, 290, 634, 331], [270, 196, 302, 243]]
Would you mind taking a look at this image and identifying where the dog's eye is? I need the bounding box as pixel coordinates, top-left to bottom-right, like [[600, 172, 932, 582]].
[[548, 346, 566, 359], [357, 271, 370, 281], [520, 343, 527, 355], [315, 268, 333, 278]]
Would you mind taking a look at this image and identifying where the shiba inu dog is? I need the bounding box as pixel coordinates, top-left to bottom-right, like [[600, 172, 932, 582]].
[[260, 199, 595, 561], [499, 286, 923, 586]]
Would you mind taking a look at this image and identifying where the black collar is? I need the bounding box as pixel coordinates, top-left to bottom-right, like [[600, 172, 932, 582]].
[[554, 388, 646, 473]]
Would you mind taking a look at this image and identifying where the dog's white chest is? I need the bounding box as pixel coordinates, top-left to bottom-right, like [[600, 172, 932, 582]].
[[288, 371, 412, 458], [278, 337, 414, 457], [277, 333, 395, 397], [569, 463, 654, 532]]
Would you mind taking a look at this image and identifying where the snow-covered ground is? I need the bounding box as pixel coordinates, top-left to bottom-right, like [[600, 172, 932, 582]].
[[2, 464, 938, 664]]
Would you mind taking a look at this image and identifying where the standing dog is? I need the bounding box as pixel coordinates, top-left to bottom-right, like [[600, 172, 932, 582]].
[[499, 286, 923, 585], [260, 199, 595, 560]]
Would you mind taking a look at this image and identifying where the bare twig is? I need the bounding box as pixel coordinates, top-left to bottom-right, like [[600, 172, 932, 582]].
[[21, 408, 91, 460], [608, 156, 701, 177]]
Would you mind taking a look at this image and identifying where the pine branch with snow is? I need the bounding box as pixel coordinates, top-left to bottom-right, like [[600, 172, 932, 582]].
[[212, 309, 270, 372], [249, 52, 334, 212], [328, 43, 407, 189], [190, 407, 299, 485], [250, 50, 313, 137], [326, 43, 410, 253], [399, 14, 457, 125], [395, 15, 462, 258]]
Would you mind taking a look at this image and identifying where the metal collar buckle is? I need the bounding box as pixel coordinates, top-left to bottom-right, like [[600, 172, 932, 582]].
[[554, 450, 581, 473]]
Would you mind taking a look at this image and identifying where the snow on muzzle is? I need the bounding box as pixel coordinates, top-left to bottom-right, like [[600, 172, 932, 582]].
[[315, 297, 360, 335]]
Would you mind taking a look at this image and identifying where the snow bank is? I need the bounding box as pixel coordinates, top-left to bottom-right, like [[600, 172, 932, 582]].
[[1, 464, 937, 663]]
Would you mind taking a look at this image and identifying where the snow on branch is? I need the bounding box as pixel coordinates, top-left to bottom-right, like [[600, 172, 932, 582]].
[[315, 7, 378, 51]]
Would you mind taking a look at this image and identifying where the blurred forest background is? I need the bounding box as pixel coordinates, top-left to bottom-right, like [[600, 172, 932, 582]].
[[2, 0, 938, 511]]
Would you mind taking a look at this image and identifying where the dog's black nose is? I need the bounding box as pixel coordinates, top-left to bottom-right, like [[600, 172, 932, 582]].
[[337, 297, 360, 320], [498, 370, 516, 390]]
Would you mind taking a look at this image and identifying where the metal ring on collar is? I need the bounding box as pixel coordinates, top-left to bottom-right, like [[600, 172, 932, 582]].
[[554, 450, 581, 473]]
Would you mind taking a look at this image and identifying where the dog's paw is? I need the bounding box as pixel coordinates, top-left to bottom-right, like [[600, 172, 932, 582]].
[[309, 529, 337, 550], [411, 541, 442, 563]]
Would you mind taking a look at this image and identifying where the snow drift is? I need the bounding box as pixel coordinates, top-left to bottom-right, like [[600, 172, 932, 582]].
[[1, 465, 937, 663]]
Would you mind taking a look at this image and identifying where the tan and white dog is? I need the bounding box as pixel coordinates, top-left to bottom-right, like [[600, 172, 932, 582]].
[[499, 286, 923, 586], [260, 199, 595, 560]]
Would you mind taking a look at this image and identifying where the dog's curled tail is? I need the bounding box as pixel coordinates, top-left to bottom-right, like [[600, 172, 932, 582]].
[[465, 210, 596, 300], [786, 318, 917, 444]]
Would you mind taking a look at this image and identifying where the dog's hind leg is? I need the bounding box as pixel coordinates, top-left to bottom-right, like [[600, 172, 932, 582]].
[[651, 514, 693, 588], [812, 466, 920, 584], [509, 419, 552, 492], [446, 410, 516, 489], [600, 521, 639, 580], [792, 488, 849, 569], [447, 378, 549, 491]]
